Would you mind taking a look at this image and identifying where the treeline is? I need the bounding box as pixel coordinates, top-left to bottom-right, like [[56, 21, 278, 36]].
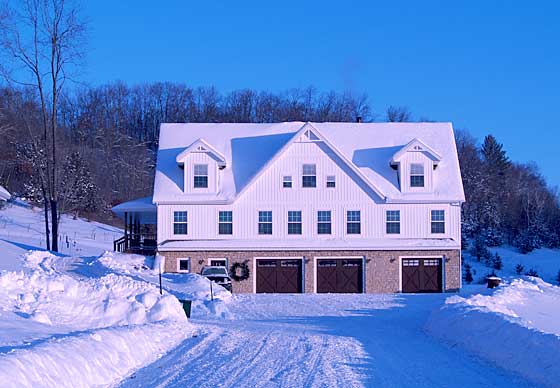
[[0, 82, 559, 252]]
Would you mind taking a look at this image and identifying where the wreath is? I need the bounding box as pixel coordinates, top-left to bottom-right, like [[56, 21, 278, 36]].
[[230, 262, 250, 282]]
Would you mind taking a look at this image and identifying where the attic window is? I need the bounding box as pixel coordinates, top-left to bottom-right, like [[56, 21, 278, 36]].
[[410, 163, 424, 188], [326, 176, 336, 188], [194, 164, 208, 188], [302, 164, 317, 188]]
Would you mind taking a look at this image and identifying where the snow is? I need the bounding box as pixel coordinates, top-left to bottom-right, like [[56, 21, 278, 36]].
[[111, 196, 156, 224], [0, 201, 122, 271], [159, 237, 461, 251], [427, 277, 560, 387], [0, 185, 10, 201], [120, 294, 533, 388], [154, 122, 464, 203], [0, 250, 192, 388]]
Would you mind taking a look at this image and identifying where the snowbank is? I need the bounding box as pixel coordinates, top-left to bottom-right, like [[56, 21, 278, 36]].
[[426, 278, 560, 387], [0, 251, 191, 387], [97, 251, 233, 318]]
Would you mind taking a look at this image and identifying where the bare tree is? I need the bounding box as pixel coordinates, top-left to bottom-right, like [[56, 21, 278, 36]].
[[386, 105, 412, 122], [0, 0, 86, 251]]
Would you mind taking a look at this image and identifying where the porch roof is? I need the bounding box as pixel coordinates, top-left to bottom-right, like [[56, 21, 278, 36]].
[[111, 196, 156, 224]]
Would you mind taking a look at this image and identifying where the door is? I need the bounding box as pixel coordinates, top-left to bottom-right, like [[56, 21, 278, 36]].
[[256, 259, 302, 293], [316, 258, 363, 293], [401, 258, 442, 293]]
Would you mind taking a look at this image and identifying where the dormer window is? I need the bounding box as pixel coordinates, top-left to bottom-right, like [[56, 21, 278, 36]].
[[302, 164, 316, 188], [194, 164, 208, 188], [410, 164, 424, 188]]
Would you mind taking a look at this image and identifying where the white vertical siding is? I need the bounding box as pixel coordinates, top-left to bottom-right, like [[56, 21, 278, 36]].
[[182, 152, 218, 194], [157, 139, 461, 245], [399, 151, 434, 193]]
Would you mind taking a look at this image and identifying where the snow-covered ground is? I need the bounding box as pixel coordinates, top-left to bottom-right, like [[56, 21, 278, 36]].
[[0, 200, 122, 271], [1, 201, 559, 387]]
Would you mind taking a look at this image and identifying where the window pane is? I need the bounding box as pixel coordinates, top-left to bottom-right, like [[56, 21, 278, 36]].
[[347, 211, 360, 222], [283, 176, 292, 188], [386, 210, 400, 222], [258, 211, 272, 222], [431, 210, 445, 221], [410, 175, 424, 187], [317, 222, 331, 234], [347, 222, 361, 234], [410, 163, 424, 175], [174, 223, 188, 234], [179, 259, 190, 271], [219, 223, 233, 235], [431, 221, 445, 234], [288, 223, 302, 235], [174, 211, 187, 222], [194, 164, 208, 175], [326, 176, 336, 188], [317, 211, 331, 222], [303, 164, 316, 175], [386, 222, 400, 234], [194, 176, 208, 188], [288, 211, 302, 222], [219, 211, 232, 222], [302, 176, 316, 188], [258, 223, 272, 235]]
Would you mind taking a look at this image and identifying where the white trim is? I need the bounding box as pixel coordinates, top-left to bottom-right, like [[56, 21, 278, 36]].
[[398, 255, 444, 293], [176, 138, 226, 165], [253, 256, 304, 294], [313, 256, 366, 294], [177, 257, 191, 273], [207, 257, 228, 267], [157, 244, 462, 252], [391, 138, 442, 164]]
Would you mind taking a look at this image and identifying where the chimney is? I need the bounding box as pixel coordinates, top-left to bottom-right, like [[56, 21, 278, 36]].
[[356, 116, 362, 123]]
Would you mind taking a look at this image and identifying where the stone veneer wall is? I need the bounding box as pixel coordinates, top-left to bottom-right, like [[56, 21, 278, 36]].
[[162, 249, 461, 294]]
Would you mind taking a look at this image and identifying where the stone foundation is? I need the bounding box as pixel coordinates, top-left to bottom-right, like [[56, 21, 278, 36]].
[[161, 249, 461, 294]]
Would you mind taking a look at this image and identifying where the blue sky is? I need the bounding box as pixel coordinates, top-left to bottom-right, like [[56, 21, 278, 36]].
[[83, 1, 560, 188]]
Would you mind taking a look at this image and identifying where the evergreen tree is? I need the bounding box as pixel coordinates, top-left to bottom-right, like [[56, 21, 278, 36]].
[[556, 270, 560, 285], [492, 253, 503, 270], [515, 263, 524, 275], [525, 268, 539, 277], [60, 152, 100, 217], [471, 236, 489, 262]]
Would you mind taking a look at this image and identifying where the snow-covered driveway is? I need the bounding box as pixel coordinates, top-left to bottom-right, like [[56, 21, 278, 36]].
[[120, 294, 535, 388]]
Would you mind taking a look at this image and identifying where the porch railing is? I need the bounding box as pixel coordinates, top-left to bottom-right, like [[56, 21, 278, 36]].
[[113, 233, 157, 255]]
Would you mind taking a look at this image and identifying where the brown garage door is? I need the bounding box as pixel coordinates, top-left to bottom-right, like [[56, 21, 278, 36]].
[[256, 259, 302, 293], [317, 259, 363, 293], [402, 258, 442, 293]]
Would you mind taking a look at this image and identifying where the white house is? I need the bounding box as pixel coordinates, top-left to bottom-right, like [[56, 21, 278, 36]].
[[117, 121, 465, 294]]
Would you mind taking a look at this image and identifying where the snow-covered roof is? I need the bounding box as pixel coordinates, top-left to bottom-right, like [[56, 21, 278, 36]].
[[111, 196, 156, 224], [154, 122, 465, 203], [158, 238, 460, 251], [0, 185, 11, 201]]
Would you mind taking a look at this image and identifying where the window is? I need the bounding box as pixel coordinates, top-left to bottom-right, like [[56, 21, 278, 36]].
[[410, 163, 424, 188], [173, 211, 188, 234], [194, 164, 208, 188], [288, 211, 302, 235], [326, 175, 336, 188], [386, 210, 400, 234], [218, 211, 232, 235], [283, 176, 292, 188], [178, 258, 190, 272], [258, 211, 272, 235], [347, 210, 361, 234], [431, 210, 445, 234], [302, 164, 316, 188], [317, 211, 332, 234], [209, 258, 227, 267]]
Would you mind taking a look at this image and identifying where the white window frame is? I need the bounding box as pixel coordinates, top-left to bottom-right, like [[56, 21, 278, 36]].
[[386, 210, 400, 235], [173, 211, 188, 235], [326, 175, 336, 188], [283, 175, 293, 188], [302, 164, 317, 188], [431, 210, 445, 234], [410, 163, 425, 188], [317, 210, 332, 235], [208, 257, 228, 268], [258, 210, 273, 235], [193, 163, 209, 188], [287, 210, 302, 235], [177, 257, 191, 273], [218, 210, 233, 235], [346, 210, 361, 235]]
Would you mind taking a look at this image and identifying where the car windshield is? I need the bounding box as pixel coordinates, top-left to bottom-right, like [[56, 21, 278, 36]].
[[202, 267, 227, 276]]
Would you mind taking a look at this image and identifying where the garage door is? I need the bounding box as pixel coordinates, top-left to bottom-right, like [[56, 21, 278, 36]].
[[317, 259, 363, 293], [256, 259, 302, 293], [401, 258, 442, 293]]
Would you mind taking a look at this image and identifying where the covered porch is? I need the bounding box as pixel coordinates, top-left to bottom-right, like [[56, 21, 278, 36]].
[[111, 196, 157, 256]]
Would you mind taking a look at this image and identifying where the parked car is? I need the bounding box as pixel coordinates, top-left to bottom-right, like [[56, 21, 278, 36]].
[[200, 266, 232, 292]]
